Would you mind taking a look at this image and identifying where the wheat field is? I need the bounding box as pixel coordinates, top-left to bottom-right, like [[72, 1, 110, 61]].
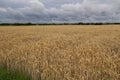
[[0, 25, 120, 80]]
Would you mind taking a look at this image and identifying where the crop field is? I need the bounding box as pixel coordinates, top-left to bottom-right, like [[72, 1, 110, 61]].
[[0, 25, 120, 80]]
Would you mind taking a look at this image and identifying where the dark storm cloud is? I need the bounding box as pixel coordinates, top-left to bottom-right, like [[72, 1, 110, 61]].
[[0, 0, 120, 23]]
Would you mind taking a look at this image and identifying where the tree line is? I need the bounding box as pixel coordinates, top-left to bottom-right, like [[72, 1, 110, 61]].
[[0, 22, 120, 26]]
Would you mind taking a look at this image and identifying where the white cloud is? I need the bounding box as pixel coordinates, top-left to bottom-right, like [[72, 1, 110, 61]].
[[0, 8, 7, 12], [0, 0, 120, 23]]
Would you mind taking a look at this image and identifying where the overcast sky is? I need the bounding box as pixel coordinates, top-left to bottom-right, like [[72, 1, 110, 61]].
[[0, 0, 120, 23]]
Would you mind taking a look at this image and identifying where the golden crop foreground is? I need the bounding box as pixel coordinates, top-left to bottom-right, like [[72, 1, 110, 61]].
[[0, 25, 120, 80]]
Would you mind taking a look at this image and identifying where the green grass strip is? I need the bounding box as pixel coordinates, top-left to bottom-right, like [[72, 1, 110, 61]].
[[0, 66, 30, 80]]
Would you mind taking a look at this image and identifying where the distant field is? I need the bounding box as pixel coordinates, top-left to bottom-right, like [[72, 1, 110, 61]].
[[0, 25, 120, 80]]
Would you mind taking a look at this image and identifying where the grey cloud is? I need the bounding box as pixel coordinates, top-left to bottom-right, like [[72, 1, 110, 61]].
[[39, 0, 83, 8], [0, 0, 120, 23]]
